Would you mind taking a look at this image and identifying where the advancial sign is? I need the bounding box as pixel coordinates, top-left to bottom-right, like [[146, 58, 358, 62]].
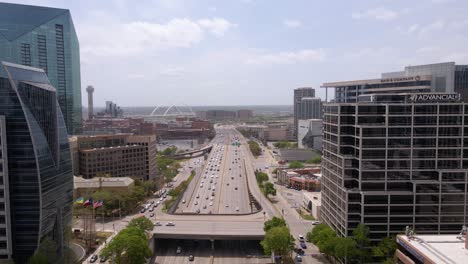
[[381, 76, 421, 83], [409, 93, 460, 102]]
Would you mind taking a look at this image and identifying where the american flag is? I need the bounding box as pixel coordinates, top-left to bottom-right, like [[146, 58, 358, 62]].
[[93, 199, 103, 209]]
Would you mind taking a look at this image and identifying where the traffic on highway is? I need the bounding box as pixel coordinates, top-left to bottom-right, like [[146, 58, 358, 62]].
[[177, 128, 251, 214]]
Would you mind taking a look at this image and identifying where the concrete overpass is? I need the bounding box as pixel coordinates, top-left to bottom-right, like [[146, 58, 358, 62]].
[[170, 145, 213, 159], [153, 219, 264, 240]]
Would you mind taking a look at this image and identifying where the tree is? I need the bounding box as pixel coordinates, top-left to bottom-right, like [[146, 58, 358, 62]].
[[334, 237, 359, 260], [255, 172, 269, 184], [372, 236, 397, 263], [101, 227, 152, 264], [248, 141, 262, 157], [288, 161, 304, 169], [27, 252, 48, 264], [306, 156, 321, 164], [128, 216, 154, 233], [160, 146, 178, 156], [264, 182, 277, 196], [352, 224, 372, 263], [264, 217, 286, 232], [261, 226, 295, 257]]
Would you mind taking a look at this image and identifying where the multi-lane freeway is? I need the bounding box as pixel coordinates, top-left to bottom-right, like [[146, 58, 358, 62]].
[[177, 128, 251, 215]]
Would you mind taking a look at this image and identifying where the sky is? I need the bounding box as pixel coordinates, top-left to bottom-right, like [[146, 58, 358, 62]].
[[4, 0, 468, 106]]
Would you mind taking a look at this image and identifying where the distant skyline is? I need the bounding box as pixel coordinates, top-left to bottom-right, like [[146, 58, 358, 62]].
[[4, 0, 468, 106]]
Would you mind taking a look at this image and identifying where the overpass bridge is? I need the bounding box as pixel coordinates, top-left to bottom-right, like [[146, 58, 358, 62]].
[[152, 218, 264, 240], [170, 145, 213, 159]]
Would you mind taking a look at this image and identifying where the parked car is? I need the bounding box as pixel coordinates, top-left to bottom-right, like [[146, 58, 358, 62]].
[[90, 255, 98, 263], [176, 246, 182, 254], [311, 221, 321, 225], [166, 222, 175, 226], [155, 221, 162, 226], [189, 255, 195, 261], [99, 255, 107, 263], [298, 235, 305, 242], [300, 242, 307, 249]]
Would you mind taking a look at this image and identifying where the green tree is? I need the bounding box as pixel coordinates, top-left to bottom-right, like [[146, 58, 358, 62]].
[[248, 141, 262, 157], [264, 182, 277, 196], [372, 236, 397, 263], [334, 237, 359, 260], [27, 252, 48, 264], [306, 156, 321, 164], [101, 227, 152, 264], [352, 224, 372, 263], [128, 216, 154, 233], [261, 226, 295, 257], [288, 161, 304, 169], [160, 146, 178, 156], [255, 172, 269, 184], [264, 217, 286, 232]]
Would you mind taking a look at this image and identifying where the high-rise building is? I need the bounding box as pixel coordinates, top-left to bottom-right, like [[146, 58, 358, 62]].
[[321, 92, 468, 241], [237, 109, 253, 120], [0, 2, 82, 134], [297, 119, 323, 150], [0, 62, 73, 262], [322, 62, 468, 103], [294, 88, 321, 137]]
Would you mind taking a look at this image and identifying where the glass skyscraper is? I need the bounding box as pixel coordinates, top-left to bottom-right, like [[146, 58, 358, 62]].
[[0, 2, 82, 134], [0, 62, 73, 263]]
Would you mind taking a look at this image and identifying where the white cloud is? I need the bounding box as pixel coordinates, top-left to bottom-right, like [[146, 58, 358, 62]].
[[79, 17, 236, 58], [246, 49, 326, 65], [352, 7, 399, 21], [159, 67, 185, 76], [283, 19, 302, 28], [127, 73, 145, 79], [198, 18, 237, 36]]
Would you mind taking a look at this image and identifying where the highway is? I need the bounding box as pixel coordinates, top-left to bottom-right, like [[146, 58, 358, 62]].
[[177, 128, 251, 215]]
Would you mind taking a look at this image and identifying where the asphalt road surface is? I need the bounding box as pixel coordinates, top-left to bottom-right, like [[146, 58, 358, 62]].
[[177, 128, 251, 215]]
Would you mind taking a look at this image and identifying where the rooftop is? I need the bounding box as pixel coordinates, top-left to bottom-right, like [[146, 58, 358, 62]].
[[74, 176, 134, 189], [303, 192, 321, 206], [397, 234, 468, 264]]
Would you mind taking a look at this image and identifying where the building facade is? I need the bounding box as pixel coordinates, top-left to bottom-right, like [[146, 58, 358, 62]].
[[298, 119, 323, 150], [322, 62, 468, 103], [321, 93, 468, 241], [0, 3, 82, 134], [70, 134, 158, 181], [237, 109, 253, 119], [0, 62, 73, 262], [294, 87, 317, 137]]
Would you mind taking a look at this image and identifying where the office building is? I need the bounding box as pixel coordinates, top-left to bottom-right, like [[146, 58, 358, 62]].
[[396, 233, 468, 264], [69, 134, 157, 181], [74, 176, 135, 197], [322, 62, 468, 103], [237, 109, 253, 119], [0, 3, 82, 134], [321, 92, 468, 241], [294, 88, 321, 137], [0, 62, 73, 262], [297, 119, 323, 150]]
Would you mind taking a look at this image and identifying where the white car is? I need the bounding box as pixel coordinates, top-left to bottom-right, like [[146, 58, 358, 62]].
[[298, 235, 305, 242]]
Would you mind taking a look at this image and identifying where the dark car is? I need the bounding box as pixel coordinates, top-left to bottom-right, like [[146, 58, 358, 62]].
[[189, 255, 195, 261], [300, 242, 307, 249], [99, 255, 107, 263], [89, 255, 98, 263]]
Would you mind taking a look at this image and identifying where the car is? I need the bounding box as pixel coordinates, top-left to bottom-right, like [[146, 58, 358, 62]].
[[166, 222, 175, 226], [196, 194, 200, 199], [176, 246, 182, 254], [99, 255, 107, 263], [90, 255, 98, 263], [150, 213, 154, 217], [234, 187, 238, 190], [196, 209, 200, 214], [209, 202, 213, 206], [298, 235, 305, 242], [195, 201, 198, 205], [206, 196, 209, 200], [150, 200, 155, 204], [225, 204, 229, 207], [140, 208, 146, 213], [188, 255, 194, 261], [300, 242, 307, 249], [155, 221, 162, 226], [235, 207, 239, 211], [311, 221, 321, 225], [182, 199, 186, 204], [203, 205, 207, 209], [227, 183, 230, 186], [295, 255, 303, 262]]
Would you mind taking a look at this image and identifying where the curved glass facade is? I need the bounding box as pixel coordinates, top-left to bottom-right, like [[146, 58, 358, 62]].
[[0, 2, 82, 134], [0, 62, 72, 263]]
